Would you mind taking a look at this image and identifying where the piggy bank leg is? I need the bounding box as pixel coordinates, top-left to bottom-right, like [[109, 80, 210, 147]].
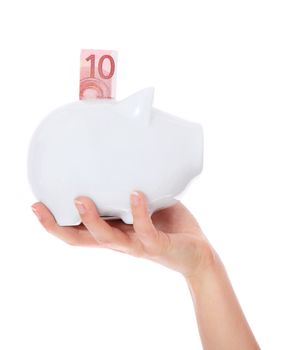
[[41, 198, 81, 226], [120, 208, 155, 225], [120, 211, 134, 225]]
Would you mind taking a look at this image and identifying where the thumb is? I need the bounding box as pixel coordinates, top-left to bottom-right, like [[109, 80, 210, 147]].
[[130, 191, 165, 254]]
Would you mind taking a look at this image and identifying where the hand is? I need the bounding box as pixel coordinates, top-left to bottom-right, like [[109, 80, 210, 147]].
[[31, 191, 216, 279]]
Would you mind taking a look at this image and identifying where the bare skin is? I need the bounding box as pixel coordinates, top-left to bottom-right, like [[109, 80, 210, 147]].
[[31, 191, 260, 350]]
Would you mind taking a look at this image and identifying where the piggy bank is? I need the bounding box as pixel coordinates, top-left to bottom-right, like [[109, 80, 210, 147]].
[[27, 88, 203, 225]]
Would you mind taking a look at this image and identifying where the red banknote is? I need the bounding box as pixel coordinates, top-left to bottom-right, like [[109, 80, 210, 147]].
[[79, 49, 117, 100]]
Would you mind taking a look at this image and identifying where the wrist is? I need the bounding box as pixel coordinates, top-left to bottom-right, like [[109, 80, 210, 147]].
[[183, 245, 222, 291]]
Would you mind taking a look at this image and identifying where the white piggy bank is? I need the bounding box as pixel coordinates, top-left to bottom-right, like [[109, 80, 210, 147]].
[[27, 88, 203, 225]]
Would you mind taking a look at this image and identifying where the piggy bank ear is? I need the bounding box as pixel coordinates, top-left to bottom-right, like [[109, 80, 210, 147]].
[[114, 87, 154, 126]]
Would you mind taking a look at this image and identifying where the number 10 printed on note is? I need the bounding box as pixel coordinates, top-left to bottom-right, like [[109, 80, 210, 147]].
[[79, 49, 117, 100]]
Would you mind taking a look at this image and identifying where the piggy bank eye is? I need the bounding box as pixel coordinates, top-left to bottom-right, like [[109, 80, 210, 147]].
[[114, 87, 154, 126]]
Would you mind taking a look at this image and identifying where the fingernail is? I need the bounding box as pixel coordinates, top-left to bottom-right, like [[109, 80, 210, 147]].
[[31, 206, 41, 220], [131, 191, 140, 207], [74, 199, 87, 214]]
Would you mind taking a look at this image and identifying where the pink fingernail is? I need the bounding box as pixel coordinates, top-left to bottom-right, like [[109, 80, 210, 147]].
[[31, 206, 41, 220], [131, 191, 140, 207], [74, 199, 87, 214]]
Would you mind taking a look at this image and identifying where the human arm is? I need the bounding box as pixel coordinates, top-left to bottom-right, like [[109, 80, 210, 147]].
[[31, 191, 260, 349]]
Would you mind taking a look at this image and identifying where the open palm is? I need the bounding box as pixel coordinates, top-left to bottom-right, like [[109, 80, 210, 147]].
[[31, 191, 214, 278]]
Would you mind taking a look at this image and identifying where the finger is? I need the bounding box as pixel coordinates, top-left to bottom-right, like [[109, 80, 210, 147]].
[[31, 202, 98, 246], [130, 192, 172, 258], [130, 191, 158, 244], [74, 196, 131, 250]]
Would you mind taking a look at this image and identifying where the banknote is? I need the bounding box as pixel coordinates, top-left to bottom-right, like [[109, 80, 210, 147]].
[[80, 49, 117, 100]]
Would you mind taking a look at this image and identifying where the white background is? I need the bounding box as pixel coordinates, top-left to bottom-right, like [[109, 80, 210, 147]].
[[0, 0, 283, 349]]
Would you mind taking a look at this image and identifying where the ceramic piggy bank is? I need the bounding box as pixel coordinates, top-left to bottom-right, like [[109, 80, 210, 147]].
[[27, 87, 203, 225]]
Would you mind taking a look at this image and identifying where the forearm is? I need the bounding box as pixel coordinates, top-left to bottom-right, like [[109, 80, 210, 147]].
[[185, 250, 260, 350]]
